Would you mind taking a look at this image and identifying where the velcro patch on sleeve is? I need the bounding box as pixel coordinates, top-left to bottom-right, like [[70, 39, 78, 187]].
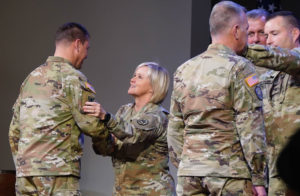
[[245, 74, 259, 87], [85, 81, 96, 93], [132, 115, 158, 131]]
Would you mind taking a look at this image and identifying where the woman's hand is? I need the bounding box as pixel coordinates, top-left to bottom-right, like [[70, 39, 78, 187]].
[[82, 101, 106, 120]]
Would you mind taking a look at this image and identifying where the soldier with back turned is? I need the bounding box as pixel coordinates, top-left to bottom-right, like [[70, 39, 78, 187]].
[[167, 1, 267, 196], [9, 22, 108, 196]]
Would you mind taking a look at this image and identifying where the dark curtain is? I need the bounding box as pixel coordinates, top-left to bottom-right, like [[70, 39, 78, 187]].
[[210, 0, 281, 13]]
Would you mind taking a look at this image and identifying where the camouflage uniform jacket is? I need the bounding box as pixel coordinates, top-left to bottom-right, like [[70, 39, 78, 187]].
[[167, 44, 267, 186], [93, 102, 175, 195], [9, 56, 107, 177], [246, 45, 300, 177]]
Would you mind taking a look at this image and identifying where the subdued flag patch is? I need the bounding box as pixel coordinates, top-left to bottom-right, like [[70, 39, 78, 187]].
[[85, 82, 96, 93], [245, 74, 259, 87]]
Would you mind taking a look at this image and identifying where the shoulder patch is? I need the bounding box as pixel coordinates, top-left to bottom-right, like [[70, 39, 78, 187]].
[[85, 81, 96, 94], [137, 119, 149, 126], [255, 85, 263, 100], [245, 74, 259, 87], [132, 115, 158, 131]]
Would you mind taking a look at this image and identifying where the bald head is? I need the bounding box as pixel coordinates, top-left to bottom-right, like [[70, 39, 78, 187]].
[[209, 1, 246, 36]]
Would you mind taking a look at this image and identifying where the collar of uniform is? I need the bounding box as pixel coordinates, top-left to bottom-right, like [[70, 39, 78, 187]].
[[46, 56, 73, 67], [132, 102, 158, 114], [207, 43, 236, 56]]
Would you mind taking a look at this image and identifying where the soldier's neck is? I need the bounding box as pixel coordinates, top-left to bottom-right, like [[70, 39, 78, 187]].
[[134, 96, 151, 112]]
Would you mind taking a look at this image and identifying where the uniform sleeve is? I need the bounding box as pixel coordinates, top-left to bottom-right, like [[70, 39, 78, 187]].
[[8, 96, 21, 164], [167, 76, 185, 168], [246, 44, 300, 76], [92, 133, 115, 156], [64, 74, 108, 138], [232, 61, 267, 186], [91, 107, 127, 157], [106, 110, 164, 160]]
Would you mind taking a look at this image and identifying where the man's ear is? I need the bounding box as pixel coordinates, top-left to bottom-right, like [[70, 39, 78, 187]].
[[292, 27, 300, 44], [233, 24, 239, 40], [74, 39, 81, 53]]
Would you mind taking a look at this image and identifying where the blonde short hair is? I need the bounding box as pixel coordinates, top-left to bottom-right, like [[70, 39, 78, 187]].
[[136, 62, 170, 104]]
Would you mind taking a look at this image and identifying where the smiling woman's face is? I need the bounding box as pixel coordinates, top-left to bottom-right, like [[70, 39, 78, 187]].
[[128, 66, 153, 99]]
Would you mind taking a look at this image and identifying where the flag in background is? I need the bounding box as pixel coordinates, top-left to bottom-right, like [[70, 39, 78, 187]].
[[210, 0, 281, 13], [257, 0, 281, 13]]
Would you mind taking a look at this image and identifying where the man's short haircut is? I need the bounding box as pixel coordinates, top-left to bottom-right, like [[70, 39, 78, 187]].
[[267, 11, 300, 29], [55, 22, 90, 44], [136, 62, 170, 104], [247, 9, 269, 20], [209, 1, 246, 36]]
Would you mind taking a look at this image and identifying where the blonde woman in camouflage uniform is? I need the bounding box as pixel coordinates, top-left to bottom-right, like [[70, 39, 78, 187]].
[[9, 23, 108, 196], [83, 62, 175, 195]]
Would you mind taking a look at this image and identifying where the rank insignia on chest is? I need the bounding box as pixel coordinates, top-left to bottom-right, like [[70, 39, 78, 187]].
[[245, 74, 259, 87], [137, 119, 149, 126]]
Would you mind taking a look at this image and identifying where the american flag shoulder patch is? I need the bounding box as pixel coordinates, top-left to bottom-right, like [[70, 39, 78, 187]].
[[85, 81, 96, 93], [245, 74, 259, 87]]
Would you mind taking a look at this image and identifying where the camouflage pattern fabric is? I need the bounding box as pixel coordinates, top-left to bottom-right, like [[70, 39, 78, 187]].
[[9, 56, 107, 177], [255, 66, 271, 81], [167, 44, 267, 188], [16, 176, 81, 196], [93, 103, 175, 196], [246, 45, 300, 195], [176, 176, 253, 196], [268, 177, 287, 196]]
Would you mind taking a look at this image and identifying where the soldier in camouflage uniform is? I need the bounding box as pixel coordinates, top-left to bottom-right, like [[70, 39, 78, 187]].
[[247, 9, 269, 46], [83, 62, 175, 195], [8, 22, 108, 196], [245, 11, 300, 196], [167, 1, 267, 196], [247, 9, 270, 76]]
